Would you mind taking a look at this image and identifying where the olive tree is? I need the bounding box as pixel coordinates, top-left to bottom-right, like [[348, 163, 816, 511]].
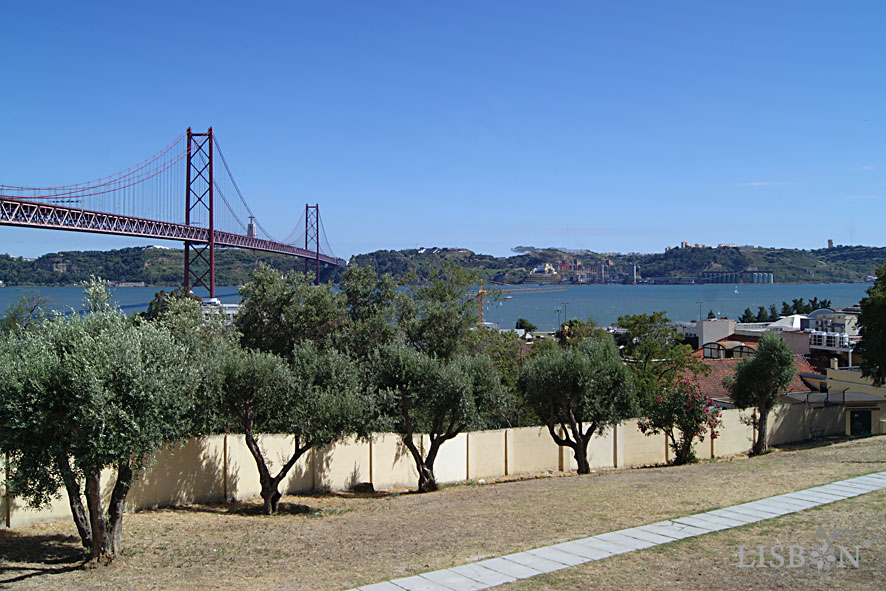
[[371, 343, 502, 492], [336, 264, 401, 361], [235, 264, 345, 356], [0, 311, 195, 563], [855, 264, 886, 386], [519, 336, 637, 474], [221, 344, 365, 514], [725, 332, 796, 455], [401, 264, 477, 360]]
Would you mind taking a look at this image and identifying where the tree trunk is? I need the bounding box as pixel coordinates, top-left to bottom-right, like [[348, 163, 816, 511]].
[[417, 463, 438, 493], [673, 437, 693, 465], [243, 428, 305, 515], [85, 473, 112, 564], [573, 439, 591, 474], [752, 406, 769, 456], [107, 463, 133, 555], [402, 433, 437, 493], [54, 453, 91, 548]]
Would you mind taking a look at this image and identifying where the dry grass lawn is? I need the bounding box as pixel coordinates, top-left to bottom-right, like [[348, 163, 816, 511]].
[[1, 435, 884, 591], [498, 489, 886, 591]]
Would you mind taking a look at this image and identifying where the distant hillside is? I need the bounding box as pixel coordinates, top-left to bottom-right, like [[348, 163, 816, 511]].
[[350, 245, 886, 284], [0, 246, 337, 286], [1, 244, 883, 287]]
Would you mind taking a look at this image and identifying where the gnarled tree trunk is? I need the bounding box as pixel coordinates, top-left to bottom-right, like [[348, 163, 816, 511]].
[[54, 453, 91, 548], [243, 428, 307, 514], [752, 406, 770, 456], [82, 462, 136, 564], [85, 473, 112, 564], [402, 433, 438, 492]]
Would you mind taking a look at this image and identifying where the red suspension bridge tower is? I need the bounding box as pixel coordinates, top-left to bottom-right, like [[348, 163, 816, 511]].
[[184, 127, 215, 297], [0, 128, 344, 295]]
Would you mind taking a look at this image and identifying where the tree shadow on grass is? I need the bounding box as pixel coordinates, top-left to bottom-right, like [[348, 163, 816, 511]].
[[0, 531, 84, 584], [773, 435, 851, 452], [165, 500, 315, 517]]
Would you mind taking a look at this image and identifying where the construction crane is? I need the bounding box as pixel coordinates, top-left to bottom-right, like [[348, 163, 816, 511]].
[[466, 281, 567, 326]]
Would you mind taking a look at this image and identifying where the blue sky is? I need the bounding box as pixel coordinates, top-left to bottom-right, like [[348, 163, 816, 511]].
[[1, 1, 884, 259]]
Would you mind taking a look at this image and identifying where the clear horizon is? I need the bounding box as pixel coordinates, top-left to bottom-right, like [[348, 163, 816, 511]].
[[2, 2, 885, 259]]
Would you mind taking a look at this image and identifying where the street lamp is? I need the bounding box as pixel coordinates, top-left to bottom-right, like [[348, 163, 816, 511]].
[[555, 308, 561, 327]]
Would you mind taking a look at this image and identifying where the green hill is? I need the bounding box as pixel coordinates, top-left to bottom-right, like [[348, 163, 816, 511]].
[[1, 244, 883, 287], [0, 246, 336, 287]]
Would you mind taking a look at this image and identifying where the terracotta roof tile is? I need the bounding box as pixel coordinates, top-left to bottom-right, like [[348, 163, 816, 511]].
[[687, 355, 816, 401]]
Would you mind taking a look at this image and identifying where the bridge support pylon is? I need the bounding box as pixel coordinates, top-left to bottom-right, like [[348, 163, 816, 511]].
[[305, 203, 320, 285], [184, 127, 215, 298]]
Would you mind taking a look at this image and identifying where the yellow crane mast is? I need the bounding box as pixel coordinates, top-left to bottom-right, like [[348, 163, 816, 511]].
[[466, 281, 567, 326]]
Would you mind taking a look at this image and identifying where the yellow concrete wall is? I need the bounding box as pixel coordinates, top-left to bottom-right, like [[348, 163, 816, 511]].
[[807, 406, 844, 438], [768, 404, 804, 446], [128, 436, 226, 510], [428, 433, 468, 484], [314, 436, 371, 491], [619, 421, 667, 466], [467, 430, 506, 480], [561, 428, 616, 471], [714, 409, 753, 457], [690, 432, 714, 460], [588, 427, 617, 469], [506, 426, 560, 474], [370, 433, 420, 489], [9, 466, 116, 528], [4, 409, 860, 529]]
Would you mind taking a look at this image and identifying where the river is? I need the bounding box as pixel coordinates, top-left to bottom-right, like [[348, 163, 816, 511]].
[[0, 283, 871, 331]]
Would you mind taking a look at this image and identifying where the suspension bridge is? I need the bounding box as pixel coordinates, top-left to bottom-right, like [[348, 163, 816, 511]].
[[0, 128, 344, 297]]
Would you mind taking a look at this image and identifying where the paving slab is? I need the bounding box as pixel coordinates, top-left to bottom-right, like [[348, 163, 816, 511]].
[[718, 504, 780, 519], [419, 569, 488, 591], [768, 495, 820, 509], [693, 512, 748, 528], [449, 564, 515, 588], [644, 521, 711, 539], [389, 575, 453, 591], [594, 532, 657, 550], [359, 582, 410, 591], [847, 476, 886, 488], [744, 500, 800, 514], [526, 546, 590, 566], [815, 484, 864, 497], [805, 486, 853, 499], [476, 557, 544, 579], [617, 527, 677, 545], [833, 480, 882, 492], [550, 541, 613, 561], [706, 509, 765, 524], [673, 515, 732, 531], [571, 536, 636, 555], [782, 491, 840, 504], [756, 496, 810, 509], [500, 552, 571, 573]]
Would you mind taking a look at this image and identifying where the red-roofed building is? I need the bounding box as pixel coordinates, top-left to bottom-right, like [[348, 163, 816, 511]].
[[688, 355, 820, 408]]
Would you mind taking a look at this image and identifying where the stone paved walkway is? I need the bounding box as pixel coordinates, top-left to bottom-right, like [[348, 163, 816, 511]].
[[347, 471, 886, 591]]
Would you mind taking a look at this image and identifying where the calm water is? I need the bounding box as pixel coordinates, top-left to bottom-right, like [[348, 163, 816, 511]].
[[0, 283, 871, 331]]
